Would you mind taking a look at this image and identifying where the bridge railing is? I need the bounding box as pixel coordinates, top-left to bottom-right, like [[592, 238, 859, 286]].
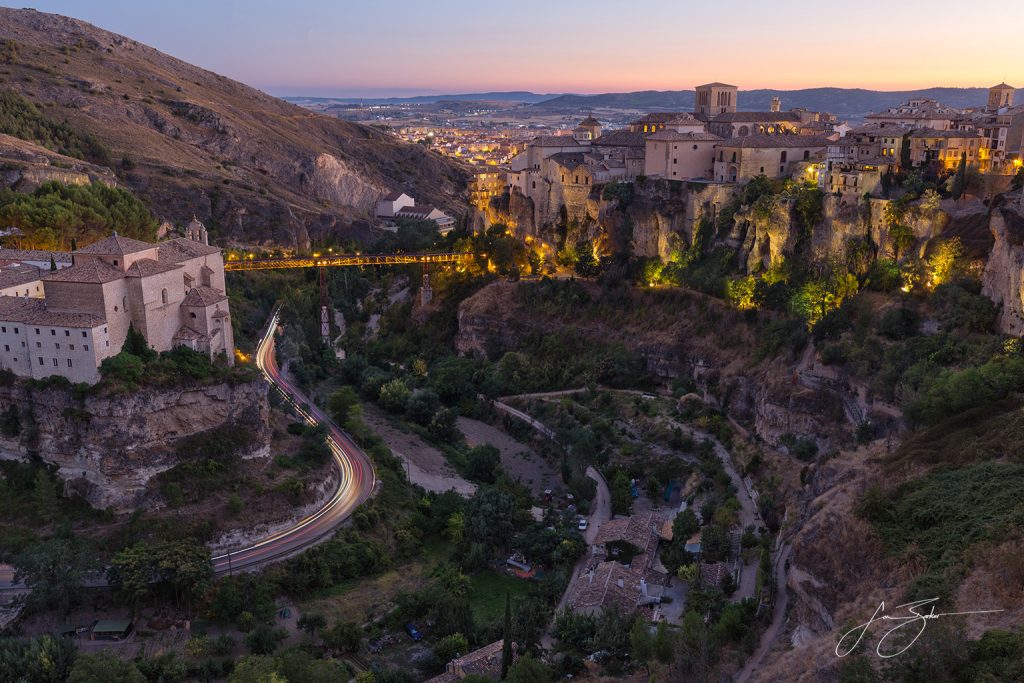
[[225, 252, 474, 272]]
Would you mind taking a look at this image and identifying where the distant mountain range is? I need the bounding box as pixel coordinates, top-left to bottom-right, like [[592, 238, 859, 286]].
[[530, 87, 1005, 119], [285, 86, 1015, 120]]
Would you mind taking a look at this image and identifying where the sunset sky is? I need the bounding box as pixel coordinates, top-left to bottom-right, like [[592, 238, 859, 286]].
[[13, 0, 1024, 96]]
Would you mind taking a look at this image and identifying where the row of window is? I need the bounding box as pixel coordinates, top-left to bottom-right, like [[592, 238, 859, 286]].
[[4, 342, 92, 352], [4, 356, 76, 368], [0, 326, 106, 337]]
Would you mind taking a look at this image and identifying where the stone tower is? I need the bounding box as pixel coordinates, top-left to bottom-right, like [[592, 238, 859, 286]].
[[186, 217, 209, 245], [574, 115, 602, 142], [770, 96, 781, 113], [694, 82, 738, 116], [987, 83, 1015, 112]]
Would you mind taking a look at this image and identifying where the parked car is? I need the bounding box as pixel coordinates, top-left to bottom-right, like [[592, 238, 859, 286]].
[[578, 518, 589, 531], [405, 623, 423, 641]]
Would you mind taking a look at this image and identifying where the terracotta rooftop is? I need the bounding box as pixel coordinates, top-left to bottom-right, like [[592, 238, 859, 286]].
[[382, 190, 409, 201], [172, 325, 209, 343], [531, 135, 580, 147], [592, 130, 646, 147], [696, 82, 737, 89], [125, 258, 182, 278], [74, 234, 154, 256], [0, 263, 42, 289], [0, 249, 72, 264], [0, 296, 105, 328], [158, 237, 221, 260], [42, 259, 124, 284], [646, 130, 722, 142], [181, 286, 227, 307], [547, 152, 595, 171], [700, 561, 731, 587], [579, 116, 601, 126]]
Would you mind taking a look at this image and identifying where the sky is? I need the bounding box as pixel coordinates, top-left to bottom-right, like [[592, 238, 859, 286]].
[[9, 0, 1024, 97]]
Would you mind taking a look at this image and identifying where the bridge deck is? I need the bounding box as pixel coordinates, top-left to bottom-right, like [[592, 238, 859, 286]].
[[225, 252, 473, 271]]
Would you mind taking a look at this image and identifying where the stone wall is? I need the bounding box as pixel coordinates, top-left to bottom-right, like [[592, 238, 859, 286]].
[[0, 378, 270, 511]]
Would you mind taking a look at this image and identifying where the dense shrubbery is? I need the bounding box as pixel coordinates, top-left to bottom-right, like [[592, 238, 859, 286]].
[[0, 90, 112, 165], [0, 181, 156, 250], [98, 328, 257, 392], [859, 462, 1024, 602]]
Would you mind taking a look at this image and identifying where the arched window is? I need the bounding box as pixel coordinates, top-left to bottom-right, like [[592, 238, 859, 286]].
[[803, 150, 811, 161], [738, 125, 749, 137], [161, 288, 168, 304]]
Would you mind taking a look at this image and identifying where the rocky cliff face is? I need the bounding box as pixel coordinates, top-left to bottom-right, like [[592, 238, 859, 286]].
[[0, 133, 117, 191], [0, 379, 270, 511], [982, 193, 1024, 334], [476, 179, 736, 261]]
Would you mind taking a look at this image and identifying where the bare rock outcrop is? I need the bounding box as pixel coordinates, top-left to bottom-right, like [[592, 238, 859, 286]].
[[0, 379, 270, 511], [982, 194, 1024, 334]]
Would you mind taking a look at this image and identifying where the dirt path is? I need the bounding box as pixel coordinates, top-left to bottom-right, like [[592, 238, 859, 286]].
[[361, 404, 475, 496], [457, 416, 558, 496], [734, 542, 793, 683]]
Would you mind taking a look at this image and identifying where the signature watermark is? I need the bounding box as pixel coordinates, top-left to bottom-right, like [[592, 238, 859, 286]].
[[836, 598, 1003, 658]]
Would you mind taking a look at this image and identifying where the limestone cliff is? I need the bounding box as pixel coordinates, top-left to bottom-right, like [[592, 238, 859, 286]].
[[0, 378, 270, 511], [982, 193, 1024, 334]]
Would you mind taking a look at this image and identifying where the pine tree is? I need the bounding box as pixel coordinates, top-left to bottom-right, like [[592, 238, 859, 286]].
[[501, 591, 512, 679]]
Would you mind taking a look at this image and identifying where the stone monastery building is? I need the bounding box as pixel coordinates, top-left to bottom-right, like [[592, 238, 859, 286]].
[[0, 222, 233, 384]]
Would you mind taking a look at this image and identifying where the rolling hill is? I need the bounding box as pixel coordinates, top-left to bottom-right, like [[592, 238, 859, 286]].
[[529, 86, 1003, 118], [0, 7, 469, 247]]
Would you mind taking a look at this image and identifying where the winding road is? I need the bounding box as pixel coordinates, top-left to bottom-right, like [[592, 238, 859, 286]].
[[211, 310, 375, 573], [0, 310, 375, 590]]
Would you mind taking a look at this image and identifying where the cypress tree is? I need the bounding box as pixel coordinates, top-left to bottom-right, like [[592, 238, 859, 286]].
[[952, 152, 967, 200], [501, 590, 512, 679]]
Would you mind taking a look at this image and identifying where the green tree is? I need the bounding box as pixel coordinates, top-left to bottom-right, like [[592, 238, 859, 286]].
[[13, 529, 97, 615], [323, 620, 363, 654], [463, 487, 518, 553], [229, 656, 285, 683], [327, 386, 359, 425], [378, 378, 411, 413], [505, 655, 554, 683], [653, 620, 676, 664], [700, 525, 731, 563], [123, 323, 156, 361], [951, 152, 968, 200], [433, 632, 469, 664], [677, 610, 710, 681], [244, 625, 287, 655], [465, 444, 501, 484], [68, 652, 146, 683], [502, 591, 513, 680], [0, 634, 77, 683], [610, 470, 633, 515], [630, 616, 653, 668]]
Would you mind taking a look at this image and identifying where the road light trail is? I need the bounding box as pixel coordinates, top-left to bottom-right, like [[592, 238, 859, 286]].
[[1, 310, 375, 589], [210, 309, 375, 574]]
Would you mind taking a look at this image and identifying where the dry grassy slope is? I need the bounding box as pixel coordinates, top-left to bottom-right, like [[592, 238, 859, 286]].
[[0, 7, 469, 245]]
